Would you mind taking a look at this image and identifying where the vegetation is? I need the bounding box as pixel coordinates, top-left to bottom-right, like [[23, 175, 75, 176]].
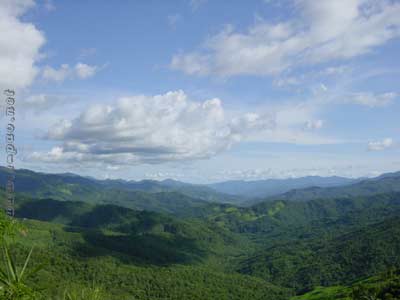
[[292, 269, 400, 300], [264, 171, 400, 202], [0, 167, 242, 209], [238, 216, 400, 292], [0, 169, 399, 299]]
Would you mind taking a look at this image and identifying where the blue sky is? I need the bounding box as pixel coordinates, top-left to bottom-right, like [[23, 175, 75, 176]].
[[1, 0, 400, 182]]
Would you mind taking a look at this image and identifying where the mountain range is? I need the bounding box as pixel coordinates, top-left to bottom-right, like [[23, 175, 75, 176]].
[[1, 167, 400, 299], [2, 166, 399, 207]]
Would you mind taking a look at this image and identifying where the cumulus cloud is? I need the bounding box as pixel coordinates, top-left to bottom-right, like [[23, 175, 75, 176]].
[[42, 63, 100, 82], [172, 0, 400, 77], [368, 138, 394, 151], [30, 90, 275, 166], [0, 0, 45, 89], [347, 92, 397, 107]]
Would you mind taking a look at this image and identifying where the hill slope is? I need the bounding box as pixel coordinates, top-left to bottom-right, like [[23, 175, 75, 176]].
[[0, 167, 243, 208], [263, 172, 400, 203], [239, 216, 400, 292]]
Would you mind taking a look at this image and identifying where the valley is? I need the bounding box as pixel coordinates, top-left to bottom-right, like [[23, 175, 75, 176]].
[[1, 168, 400, 299]]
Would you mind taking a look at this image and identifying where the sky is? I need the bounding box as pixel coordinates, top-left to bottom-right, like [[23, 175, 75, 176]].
[[0, 0, 400, 183]]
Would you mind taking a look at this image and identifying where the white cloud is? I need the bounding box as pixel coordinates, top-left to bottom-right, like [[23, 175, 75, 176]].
[[0, 0, 35, 17], [347, 92, 397, 107], [172, 0, 400, 77], [273, 76, 300, 87], [75, 63, 98, 79], [304, 119, 324, 130], [42, 63, 100, 81], [30, 90, 275, 166], [0, 0, 45, 89], [368, 138, 394, 151], [42, 64, 70, 82], [322, 65, 351, 76], [19, 94, 70, 112], [171, 53, 211, 76], [243, 101, 340, 145]]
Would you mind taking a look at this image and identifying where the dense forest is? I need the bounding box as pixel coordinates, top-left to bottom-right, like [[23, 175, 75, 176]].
[[1, 168, 400, 299]]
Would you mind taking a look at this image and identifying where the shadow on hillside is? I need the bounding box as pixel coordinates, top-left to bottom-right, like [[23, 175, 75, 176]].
[[16, 198, 89, 222], [67, 228, 208, 266], [16, 198, 209, 266]]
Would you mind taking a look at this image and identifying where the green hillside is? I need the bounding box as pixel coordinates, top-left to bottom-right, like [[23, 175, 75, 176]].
[[1, 169, 400, 299], [239, 216, 400, 292], [0, 167, 242, 208], [292, 269, 400, 300], [1, 202, 289, 299], [264, 172, 400, 203]]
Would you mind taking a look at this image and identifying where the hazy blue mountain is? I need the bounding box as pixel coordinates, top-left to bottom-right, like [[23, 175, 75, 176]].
[[208, 176, 359, 199], [98, 177, 244, 204], [262, 172, 400, 203]]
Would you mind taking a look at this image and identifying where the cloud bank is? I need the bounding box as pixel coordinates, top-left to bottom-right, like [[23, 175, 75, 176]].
[[30, 91, 275, 165], [368, 138, 394, 151], [172, 0, 400, 77]]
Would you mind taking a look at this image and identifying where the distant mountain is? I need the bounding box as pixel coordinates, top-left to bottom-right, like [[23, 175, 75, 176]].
[[102, 178, 244, 204], [208, 176, 359, 199], [0, 167, 242, 211], [0, 167, 222, 216], [2, 166, 400, 209], [263, 172, 400, 202], [376, 170, 400, 179]]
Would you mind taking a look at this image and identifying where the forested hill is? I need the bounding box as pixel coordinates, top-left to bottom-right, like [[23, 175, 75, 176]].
[[239, 216, 400, 292], [1, 168, 400, 299], [258, 171, 400, 203], [3, 190, 400, 299], [0, 195, 291, 299], [0, 166, 242, 205], [0, 167, 228, 216], [201, 192, 400, 235]]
